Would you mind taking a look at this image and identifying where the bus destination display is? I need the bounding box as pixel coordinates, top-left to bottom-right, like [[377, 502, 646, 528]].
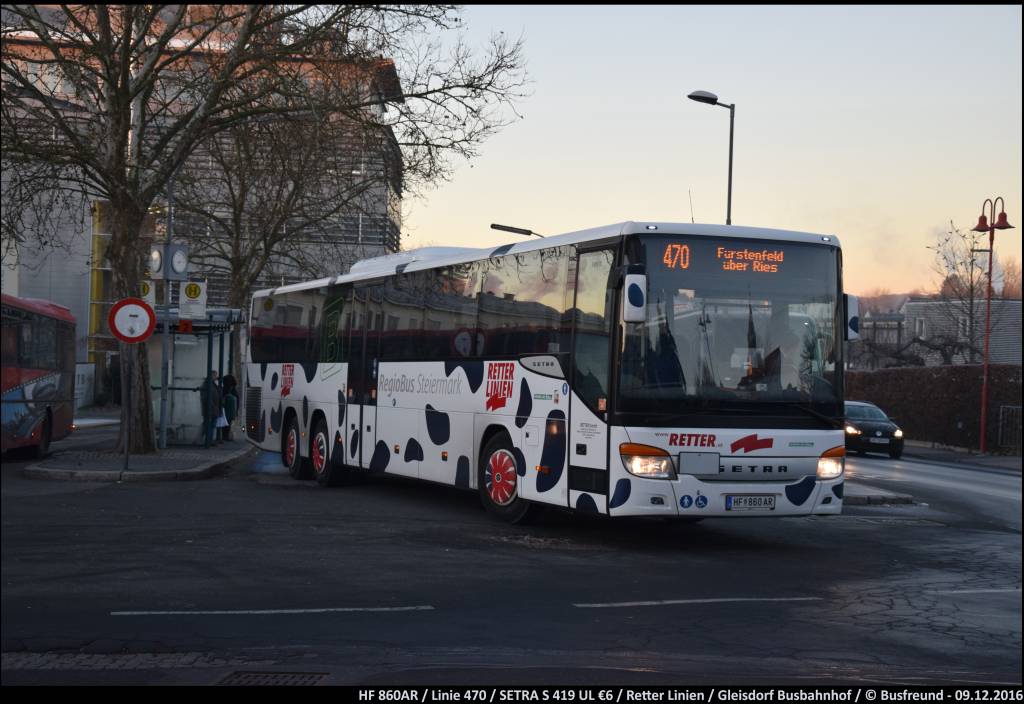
[[661, 242, 786, 273]]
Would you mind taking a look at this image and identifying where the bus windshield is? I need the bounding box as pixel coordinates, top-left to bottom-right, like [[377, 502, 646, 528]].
[[618, 235, 842, 420]]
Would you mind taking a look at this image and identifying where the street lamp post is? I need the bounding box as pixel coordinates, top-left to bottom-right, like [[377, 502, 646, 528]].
[[688, 90, 735, 225], [970, 197, 1014, 453]]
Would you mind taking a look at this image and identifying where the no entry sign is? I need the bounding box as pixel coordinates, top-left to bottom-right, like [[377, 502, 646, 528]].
[[108, 297, 156, 344]]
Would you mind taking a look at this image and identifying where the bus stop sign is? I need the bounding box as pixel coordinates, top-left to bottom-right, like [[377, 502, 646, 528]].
[[109, 297, 156, 344]]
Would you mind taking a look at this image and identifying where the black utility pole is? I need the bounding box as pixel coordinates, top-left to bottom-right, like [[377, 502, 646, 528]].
[[726, 102, 734, 226], [688, 89, 736, 225]]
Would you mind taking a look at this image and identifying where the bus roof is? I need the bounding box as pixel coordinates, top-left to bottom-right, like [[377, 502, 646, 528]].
[[1, 293, 76, 324], [253, 221, 841, 298]]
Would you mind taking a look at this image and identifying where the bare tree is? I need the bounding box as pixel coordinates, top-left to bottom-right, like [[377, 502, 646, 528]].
[[1, 5, 527, 452], [171, 11, 528, 379], [173, 108, 398, 380], [1000, 256, 1022, 300], [919, 220, 992, 364]]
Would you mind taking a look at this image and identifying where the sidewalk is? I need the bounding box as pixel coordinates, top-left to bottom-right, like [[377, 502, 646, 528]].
[[22, 438, 256, 482], [902, 440, 1021, 471], [73, 406, 121, 429]]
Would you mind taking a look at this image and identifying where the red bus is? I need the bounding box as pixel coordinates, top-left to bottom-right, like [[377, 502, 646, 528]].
[[1, 294, 76, 456]]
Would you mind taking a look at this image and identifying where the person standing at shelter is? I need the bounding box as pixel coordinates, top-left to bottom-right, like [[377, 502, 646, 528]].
[[200, 370, 222, 445], [221, 375, 238, 441]]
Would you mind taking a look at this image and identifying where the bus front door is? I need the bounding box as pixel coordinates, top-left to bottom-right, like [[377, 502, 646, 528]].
[[567, 247, 616, 513]]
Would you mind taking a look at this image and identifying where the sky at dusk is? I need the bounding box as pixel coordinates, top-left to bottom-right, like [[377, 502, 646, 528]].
[[400, 4, 1023, 296]]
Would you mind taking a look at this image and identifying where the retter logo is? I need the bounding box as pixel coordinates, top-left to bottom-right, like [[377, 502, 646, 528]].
[[281, 363, 294, 398], [485, 362, 515, 411], [730, 433, 773, 454]]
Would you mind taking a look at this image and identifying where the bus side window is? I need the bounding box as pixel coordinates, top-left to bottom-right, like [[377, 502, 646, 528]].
[[19, 317, 34, 367], [363, 285, 385, 403], [1, 313, 18, 362], [249, 296, 278, 363], [321, 286, 348, 364], [348, 288, 366, 401], [572, 249, 615, 412]]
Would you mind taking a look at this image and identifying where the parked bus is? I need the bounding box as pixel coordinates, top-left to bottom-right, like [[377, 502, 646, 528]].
[[244, 222, 858, 522], [1, 294, 76, 456]]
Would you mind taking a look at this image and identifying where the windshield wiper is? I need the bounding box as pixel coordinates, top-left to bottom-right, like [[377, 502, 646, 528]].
[[775, 403, 841, 428], [652, 406, 768, 422]]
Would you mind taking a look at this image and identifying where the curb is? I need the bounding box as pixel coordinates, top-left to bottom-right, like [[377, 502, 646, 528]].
[[843, 492, 914, 506], [20, 446, 258, 483], [844, 480, 914, 506], [72, 419, 121, 429], [901, 452, 1021, 472]]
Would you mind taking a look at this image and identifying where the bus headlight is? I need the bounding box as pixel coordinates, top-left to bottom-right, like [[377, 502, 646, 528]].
[[817, 446, 845, 479], [620, 443, 675, 479]]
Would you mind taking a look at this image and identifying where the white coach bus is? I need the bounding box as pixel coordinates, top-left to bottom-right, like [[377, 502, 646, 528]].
[[244, 221, 859, 522]]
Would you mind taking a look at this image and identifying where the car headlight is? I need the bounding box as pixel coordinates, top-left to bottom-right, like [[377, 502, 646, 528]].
[[893, 428, 903, 438], [844, 424, 861, 435], [620, 443, 675, 479], [817, 446, 845, 479]]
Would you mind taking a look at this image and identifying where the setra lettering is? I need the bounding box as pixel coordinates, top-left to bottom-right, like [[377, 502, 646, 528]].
[[720, 464, 789, 474]]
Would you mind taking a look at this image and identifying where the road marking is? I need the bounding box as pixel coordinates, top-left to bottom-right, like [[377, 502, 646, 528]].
[[572, 597, 822, 609], [926, 589, 1021, 596], [111, 605, 435, 616]]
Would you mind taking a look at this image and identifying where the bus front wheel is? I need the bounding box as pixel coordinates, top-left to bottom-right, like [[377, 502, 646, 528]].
[[479, 434, 536, 524], [283, 416, 311, 479]]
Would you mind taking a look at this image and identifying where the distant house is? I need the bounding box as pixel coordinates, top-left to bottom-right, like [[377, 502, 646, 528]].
[[848, 296, 1022, 369], [849, 310, 909, 369], [901, 296, 1022, 366]]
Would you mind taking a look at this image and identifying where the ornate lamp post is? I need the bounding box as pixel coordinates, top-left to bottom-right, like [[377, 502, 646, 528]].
[[970, 197, 1014, 453]]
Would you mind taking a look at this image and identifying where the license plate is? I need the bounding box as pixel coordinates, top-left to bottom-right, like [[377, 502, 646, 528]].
[[725, 494, 776, 511], [869, 438, 889, 444]]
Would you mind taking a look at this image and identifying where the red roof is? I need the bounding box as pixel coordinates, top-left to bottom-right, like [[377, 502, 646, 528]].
[[1, 293, 76, 324]]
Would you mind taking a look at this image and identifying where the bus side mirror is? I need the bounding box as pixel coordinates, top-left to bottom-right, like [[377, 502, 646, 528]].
[[623, 274, 647, 323], [844, 294, 860, 341]]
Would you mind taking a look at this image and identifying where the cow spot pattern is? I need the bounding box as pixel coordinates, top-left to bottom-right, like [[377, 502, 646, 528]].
[[514, 378, 532, 428], [455, 456, 471, 488], [405, 438, 424, 463], [785, 476, 817, 506], [424, 404, 450, 445], [369, 440, 390, 472], [575, 493, 599, 513], [536, 410, 566, 493], [609, 478, 631, 509]]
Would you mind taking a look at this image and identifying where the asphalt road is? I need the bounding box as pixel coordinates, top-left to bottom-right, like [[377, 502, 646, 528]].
[[2, 429, 1020, 685], [845, 453, 1022, 532]]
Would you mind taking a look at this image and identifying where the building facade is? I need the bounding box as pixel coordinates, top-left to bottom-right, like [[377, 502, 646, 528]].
[[2, 7, 405, 404]]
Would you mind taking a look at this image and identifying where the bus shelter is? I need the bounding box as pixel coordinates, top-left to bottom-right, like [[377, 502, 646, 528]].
[[146, 308, 244, 447]]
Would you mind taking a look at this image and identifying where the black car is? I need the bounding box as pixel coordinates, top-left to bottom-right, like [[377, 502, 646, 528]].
[[844, 401, 904, 459]]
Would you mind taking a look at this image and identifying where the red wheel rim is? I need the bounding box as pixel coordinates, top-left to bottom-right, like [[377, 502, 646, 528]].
[[486, 449, 517, 506], [285, 429, 297, 467], [312, 431, 327, 473]]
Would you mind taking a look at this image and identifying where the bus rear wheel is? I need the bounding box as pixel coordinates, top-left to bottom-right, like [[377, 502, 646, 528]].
[[283, 417, 311, 479], [311, 417, 354, 487], [479, 434, 535, 524]]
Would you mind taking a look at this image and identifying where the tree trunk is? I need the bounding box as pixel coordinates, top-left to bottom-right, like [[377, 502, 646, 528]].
[[228, 282, 251, 386], [110, 201, 157, 454]]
